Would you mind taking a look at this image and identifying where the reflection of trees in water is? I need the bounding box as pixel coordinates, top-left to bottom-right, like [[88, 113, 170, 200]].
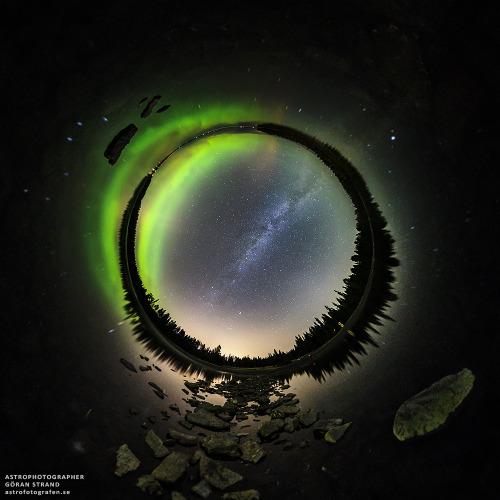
[[118, 123, 398, 381]]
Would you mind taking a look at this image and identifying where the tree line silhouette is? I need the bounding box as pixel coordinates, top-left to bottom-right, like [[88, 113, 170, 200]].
[[118, 123, 398, 376]]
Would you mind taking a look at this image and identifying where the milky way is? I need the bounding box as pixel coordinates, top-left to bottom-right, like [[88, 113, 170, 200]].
[[137, 132, 356, 357]]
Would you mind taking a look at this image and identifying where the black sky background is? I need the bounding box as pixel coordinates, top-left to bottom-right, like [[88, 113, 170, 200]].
[[2, 1, 499, 498]]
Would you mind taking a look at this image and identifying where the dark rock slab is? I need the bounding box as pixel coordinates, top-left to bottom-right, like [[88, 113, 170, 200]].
[[136, 474, 162, 496], [201, 433, 240, 458], [239, 438, 266, 463], [192, 479, 212, 498], [324, 422, 351, 443], [169, 429, 198, 446], [151, 451, 190, 484], [222, 490, 260, 500], [156, 104, 171, 113], [297, 409, 319, 428], [312, 418, 344, 439], [105, 125, 138, 165], [269, 405, 299, 419], [393, 368, 475, 441], [257, 419, 285, 440], [199, 455, 243, 490], [186, 409, 230, 431], [115, 444, 140, 476], [145, 429, 169, 458], [120, 358, 137, 373], [141, 96, 162, 118]]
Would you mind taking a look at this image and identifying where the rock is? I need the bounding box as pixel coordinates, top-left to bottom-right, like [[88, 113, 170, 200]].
[[129, 406, 140, 415], [179, 420, 194, 430], [184, 381, 200, 392], [222, 490, 260, 500], [145, 430, 169, 458], [169, 429, 198, 446], [105, 125, 138, 165], [312, 418, 344, 439], [120, 358, 137, 373], [190, 449, 204, 465], [153, 389, 165, 400], [156, 104, 171, 113], [202, 433, 240, 458], [151, 451, 190, 483], [324, 423, 351, 443], [171, 492, 186, 500], [140, 365, 152, 371], [186, 409, 231, 431], [393, 368, 475, 441], [170, 404, 181, 414], [269, 405, 299, 419], [140, 354, 149, 360], [199, 455, 243, 490], [141, 96, 162, 118], [239, 438, 266, 463], [217, 412, 234, 422], [136, 474, 162, 496], [148, 382, 164, 392], [257, 419, 285, 440], [115, 444, 140, 476], [192, 479, 212, 498], [282, 440, 293, 450], [297, 409, 319, 427], [153, 365, 162, 371]]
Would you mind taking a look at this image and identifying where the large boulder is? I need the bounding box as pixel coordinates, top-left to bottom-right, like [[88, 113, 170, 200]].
[[201, 433, 240, 458], [199, 455, 243, 490], [186, 409, 230, 431], [115, 444, 140, 476], [151, 451, 190, 483], [393, 368, 475, 441]]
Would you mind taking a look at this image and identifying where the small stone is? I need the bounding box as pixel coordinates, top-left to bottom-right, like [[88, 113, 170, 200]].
[[145, 430, 169, 458], [199, 454, 243, 490], [179, 420, 194, 430], [120, 358, 137, 373], [192, 479, 212, 498], [148, 416, 157, 424], [190, 449, 204, 465], [324, 423, 351, 443], [239, 438, 266, 463], [297, 409, 319, 427], [257, 419, 285, 440], [312, 418, 344, 439], [170, 404, 181, 414], [129, 406, 140, 415], [186, 409, 231, 431], [115, 444, 140, 476], [151, 451, 190, 483], [169, 429, 198, 446], [136, 474, 162, 496], [202, 433, 240, 458]]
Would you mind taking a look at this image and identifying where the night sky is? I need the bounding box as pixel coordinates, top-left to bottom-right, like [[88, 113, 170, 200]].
[[2, 1, 499, 499], [139, 132, 356, 357]]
